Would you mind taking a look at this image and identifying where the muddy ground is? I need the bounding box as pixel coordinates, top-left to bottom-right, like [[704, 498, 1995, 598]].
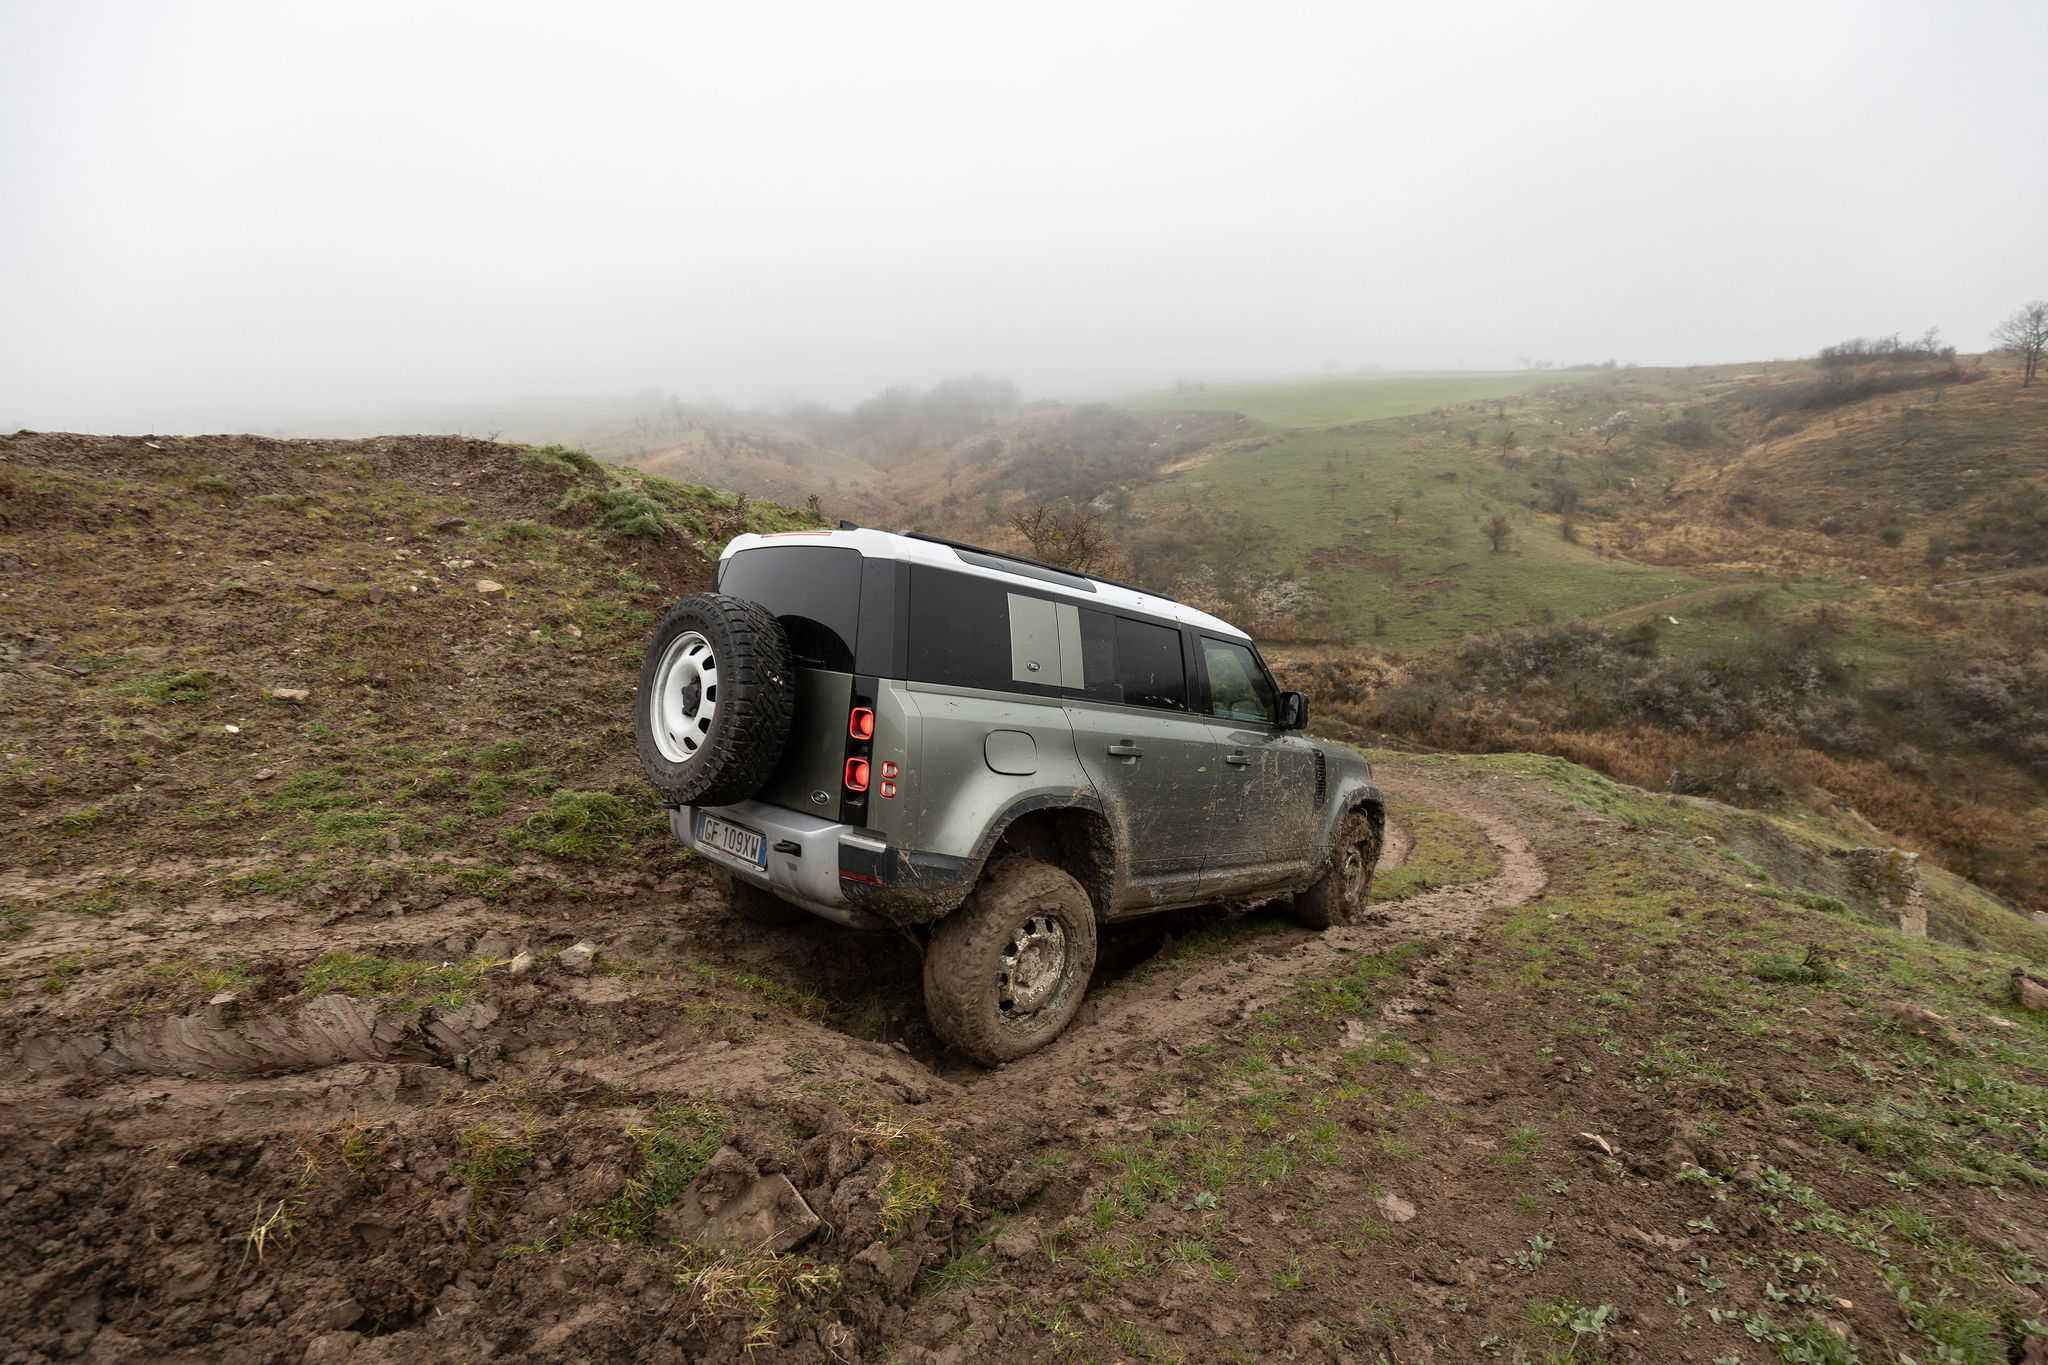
[[7, 433, 2048, 1364]]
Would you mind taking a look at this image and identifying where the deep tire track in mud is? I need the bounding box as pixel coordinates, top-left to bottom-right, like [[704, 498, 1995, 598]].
[[957, 769, 1546, 1095]]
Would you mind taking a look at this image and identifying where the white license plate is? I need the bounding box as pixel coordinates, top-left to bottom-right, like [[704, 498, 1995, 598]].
[[697, 813, 766, 868]]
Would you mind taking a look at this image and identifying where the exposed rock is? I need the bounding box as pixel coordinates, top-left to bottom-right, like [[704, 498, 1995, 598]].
[[1882, 1001, 1965, 1046], [991, 1226, 1038, 1260], [295, 580, 337, 596], [136, 726, 176, 750], [302, 1332, 359, 1365], [474, 932, 517, 960], [271, 687, 310, 702], [475, 579, 505, 598], [509, 951, 536, 976], [431, 516, 466, 532], [2012, 969, 2048, 1013], [1374, 1192, 1417, 1223], [556, 940, 597, 974], [366, 585, 391, 604], [1830, 846, 1925, 936], [657, 1160, 821, 1253]]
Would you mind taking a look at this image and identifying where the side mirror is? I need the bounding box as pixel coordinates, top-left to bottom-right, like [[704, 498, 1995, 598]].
[[1277, 691, 1309, 730]]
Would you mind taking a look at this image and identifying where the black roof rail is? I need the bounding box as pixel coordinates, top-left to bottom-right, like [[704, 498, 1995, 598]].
[[899, 530, 1174, 603]]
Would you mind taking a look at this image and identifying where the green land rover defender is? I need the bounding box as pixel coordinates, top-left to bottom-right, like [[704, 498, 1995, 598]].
[[634, 526, 1384, 1063]]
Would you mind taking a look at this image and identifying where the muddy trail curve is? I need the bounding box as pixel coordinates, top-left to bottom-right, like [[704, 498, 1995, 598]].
[[959, 768, 1545, 1100]]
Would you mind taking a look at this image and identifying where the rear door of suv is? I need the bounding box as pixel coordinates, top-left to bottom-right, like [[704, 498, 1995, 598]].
[[1062, 607, 1223, 911]]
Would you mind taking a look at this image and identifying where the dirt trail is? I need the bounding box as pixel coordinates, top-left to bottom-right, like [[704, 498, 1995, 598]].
[[962, 768, 1545, 1097]]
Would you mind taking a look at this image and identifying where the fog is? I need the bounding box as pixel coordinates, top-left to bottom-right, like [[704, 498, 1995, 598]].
[[3, 1, 2043, 433]]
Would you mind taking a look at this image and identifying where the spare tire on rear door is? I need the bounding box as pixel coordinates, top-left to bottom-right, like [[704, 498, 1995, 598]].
[[635, 593, 795, 807]]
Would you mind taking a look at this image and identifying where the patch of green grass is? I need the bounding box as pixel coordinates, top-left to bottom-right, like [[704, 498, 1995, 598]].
[[139, 956, 260, 995], [1373, 801, 1501, 900], [579, 1097, 727, 1242], [510, 788, 655, 859], [138, 668, 213, 705], [476, 739, 534, 770], [297, 951, 492, 1010], [453, 1120, 539, 1208]]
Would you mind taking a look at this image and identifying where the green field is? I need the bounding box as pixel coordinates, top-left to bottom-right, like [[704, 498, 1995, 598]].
[[1114, 370, 1564, 430], [1143, 396, 1709, 648]]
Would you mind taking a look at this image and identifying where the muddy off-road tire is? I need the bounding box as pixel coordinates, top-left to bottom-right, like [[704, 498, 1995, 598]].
[[1293, 809, 1381, 930], [716, 867, 811, 927], [635, 593, 794, 808], [924, 856, 1098, 1065]]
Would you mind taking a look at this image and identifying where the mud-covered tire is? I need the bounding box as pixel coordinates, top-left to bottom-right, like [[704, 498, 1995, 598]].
[[1293, 809, 1381, 930], [635, 593, 794, 808], [714, 867, 811, 927], [924, 857, 1098, 1065]]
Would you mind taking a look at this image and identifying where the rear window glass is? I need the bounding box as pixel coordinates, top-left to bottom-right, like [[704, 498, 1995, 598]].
[[719, 545, 861, 672], [907, 567, 1059, 694]]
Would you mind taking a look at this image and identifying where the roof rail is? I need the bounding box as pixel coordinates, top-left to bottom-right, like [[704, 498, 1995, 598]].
[[900, 531, 1173, 603]]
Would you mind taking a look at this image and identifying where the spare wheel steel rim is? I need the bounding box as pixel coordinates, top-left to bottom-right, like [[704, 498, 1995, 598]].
[[998, 912, 1069, 1018], [652, 630, 719, 764]]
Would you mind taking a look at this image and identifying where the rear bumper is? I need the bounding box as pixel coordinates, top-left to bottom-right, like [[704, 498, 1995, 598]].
[[669, 800, 897, 930]]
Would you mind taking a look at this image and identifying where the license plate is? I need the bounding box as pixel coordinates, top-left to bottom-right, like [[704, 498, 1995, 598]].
[[697, 813, 766, 868]]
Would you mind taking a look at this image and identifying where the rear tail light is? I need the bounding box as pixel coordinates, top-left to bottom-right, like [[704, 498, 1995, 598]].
[[844, 757, 870, 791], [848, 708, 874, 740]]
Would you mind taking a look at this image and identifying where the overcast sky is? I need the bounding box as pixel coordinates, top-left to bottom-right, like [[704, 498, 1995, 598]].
[[3, 0, 2043, 432]]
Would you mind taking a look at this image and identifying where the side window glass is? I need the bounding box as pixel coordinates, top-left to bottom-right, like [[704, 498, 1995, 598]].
[[1115, 617, 1187, 711], [1072, 607, 1122, 702], [1202, 638, 1278, 724]]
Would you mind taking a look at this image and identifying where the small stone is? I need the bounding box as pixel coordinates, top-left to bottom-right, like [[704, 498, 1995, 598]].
[[557, 941, 598, 974], [137, 726, 176, 749], [223, 724, 240, 734], [475, 579, 505, 598], [271, 688, 310, 703], [991, 1228, 1038, 1260], [566, 624, 583, 638], [432, 516, 466, 532], [295, 579, 337, 596], [475, 932, 516, 960], [509, 951, 536, 975], [2012, 970, 2048, 1013], [1375, 1192, 1417, 1223], [254, 768, 276, 781], [528, 629, 542, 640], [366, 585, 391, 604], [302, 1332, 359, 1365]]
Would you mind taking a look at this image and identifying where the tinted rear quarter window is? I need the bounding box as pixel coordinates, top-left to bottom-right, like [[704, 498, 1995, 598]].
[[719, 545, 862, 671]]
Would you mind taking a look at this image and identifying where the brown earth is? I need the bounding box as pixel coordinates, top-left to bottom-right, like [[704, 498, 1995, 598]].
[[5, 433, 2048, 1365]]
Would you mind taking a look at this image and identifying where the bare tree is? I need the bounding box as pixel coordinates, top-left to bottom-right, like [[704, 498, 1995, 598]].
[[1483, 514, 1513, 552], [1009, 498, 1124, 575], [1992, 301, 2048, 388]]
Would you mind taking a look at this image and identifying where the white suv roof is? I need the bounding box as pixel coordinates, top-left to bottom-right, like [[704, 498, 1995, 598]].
[[723, 526, 1251, 642]]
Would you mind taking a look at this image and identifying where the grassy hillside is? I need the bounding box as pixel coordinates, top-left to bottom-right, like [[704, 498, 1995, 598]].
[[1114, 369, 1564, 429]]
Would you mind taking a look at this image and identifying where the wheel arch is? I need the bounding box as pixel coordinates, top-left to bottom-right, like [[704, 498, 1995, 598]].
[[981, 797, 1119, 925]]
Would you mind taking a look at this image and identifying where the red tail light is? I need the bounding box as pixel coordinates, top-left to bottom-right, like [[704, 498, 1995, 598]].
[[844, 757, 870, 791], [849, 708, 874, 740]]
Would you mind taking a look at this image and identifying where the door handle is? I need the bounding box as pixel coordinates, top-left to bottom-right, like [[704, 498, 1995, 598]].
[[1107, 741, 1144, 758], [1224, 750, 1250, 766]]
